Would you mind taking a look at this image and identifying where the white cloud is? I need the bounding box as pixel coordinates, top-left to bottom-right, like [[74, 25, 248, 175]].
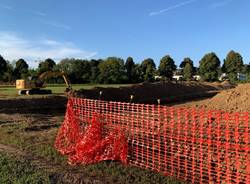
[[149, 0, 198, 16], [210, 0, 234, 9], [0, 32, 97, 67], [38, 19, 72, 30], [41, 39, 60, 46], [33, 11, 47, 17], [0, 4, 14, 10]]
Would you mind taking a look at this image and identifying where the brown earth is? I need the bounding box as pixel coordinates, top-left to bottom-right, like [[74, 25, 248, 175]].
[[0, 95, 67, 114], [204, 83, 250, 112], [72, 81, 235, 104], [174, 83, 250, 112]]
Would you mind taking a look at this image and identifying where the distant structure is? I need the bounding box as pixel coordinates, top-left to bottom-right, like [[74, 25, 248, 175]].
[[219, 73, 247, 81], [237, 73, 247, 81], [193, 75, 201, 81], [173, 75, 183, 81], [154, 75, 162, 81], [219, 73, 227, 81]]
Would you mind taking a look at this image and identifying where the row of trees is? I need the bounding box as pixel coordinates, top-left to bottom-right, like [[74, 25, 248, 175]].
[[0, 50, 249, 84], [199, 51, 250, 82]]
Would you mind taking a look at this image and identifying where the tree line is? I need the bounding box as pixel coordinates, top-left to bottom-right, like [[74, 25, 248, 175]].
[[0, 50, 249, 84]]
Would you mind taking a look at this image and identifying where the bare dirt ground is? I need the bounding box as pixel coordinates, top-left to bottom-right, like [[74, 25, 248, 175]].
[[173, 83, 250, 112], [73, 81, 235, 104]]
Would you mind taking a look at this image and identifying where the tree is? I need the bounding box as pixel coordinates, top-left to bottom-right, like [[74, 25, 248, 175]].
[[193, 67, 199, 75], [183, 62, 193, 80], [38, 58, 56, 74], [125, 57, 135, 83], [199, 52, 220, 81], [98, 57, 127, 84], [56, 58, 91, 83], [223, 50, 244, 81], [179, 57, 193, 69], [179, 57, 194, 72], [134, 64, 143, 83], [144, 64, 155, 82], [241, 64, 250, 74], [141, 58, 156, 82], [79, 60, 91, 83], [14, 59, 29, 79], [27, 68, 38, 78], [158, 55, 177, 80], [55, 58, 74, 83], [180, 58, 194, 80], [0, 55, 7, 80], [2, 62, 14, 82], [241, 64, 250, 81], [89, 59, 101, 83]]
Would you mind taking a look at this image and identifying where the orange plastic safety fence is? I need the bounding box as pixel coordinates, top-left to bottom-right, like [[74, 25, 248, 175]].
[[55, 97, 250, 184], [54, 99, 128, 165]]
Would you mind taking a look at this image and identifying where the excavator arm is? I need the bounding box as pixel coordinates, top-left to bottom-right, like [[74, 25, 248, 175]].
[[38, 71, 72, 90]]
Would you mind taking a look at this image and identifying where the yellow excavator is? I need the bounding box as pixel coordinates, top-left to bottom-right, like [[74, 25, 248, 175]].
[[16, 71, 72, 95]]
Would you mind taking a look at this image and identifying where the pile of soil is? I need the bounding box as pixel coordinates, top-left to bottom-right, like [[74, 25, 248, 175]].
[[72, 81, 235, 104], [0, 96, 67, 114], [203, 84, 250, 112]]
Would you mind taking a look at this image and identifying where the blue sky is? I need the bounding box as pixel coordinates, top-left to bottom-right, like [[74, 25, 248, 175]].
[[0, 0, 249, 68]]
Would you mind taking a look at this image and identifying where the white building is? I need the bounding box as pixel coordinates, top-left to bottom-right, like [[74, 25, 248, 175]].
[[193, 75, 201, 81], [173, 75, 183, 81]]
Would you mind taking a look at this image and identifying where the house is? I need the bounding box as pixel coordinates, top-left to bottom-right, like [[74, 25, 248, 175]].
[[154, 75, 162, 80], [237, 73, 247, 81], [219, 73, 247, 81], [172, 75, 183, 81], [219, 73, 227, 81], [193, 75, 201, 81]]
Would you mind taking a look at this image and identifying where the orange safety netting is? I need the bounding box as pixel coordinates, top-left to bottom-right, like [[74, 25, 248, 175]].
[[55, 97, 250, 184], [54, 99, 128, 165]]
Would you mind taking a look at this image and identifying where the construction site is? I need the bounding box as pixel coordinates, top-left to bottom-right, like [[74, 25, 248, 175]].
[[0, 81, 249, 183]]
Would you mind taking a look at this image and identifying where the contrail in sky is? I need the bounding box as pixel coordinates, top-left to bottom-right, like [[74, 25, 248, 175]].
[[149, 0, 198, 16]]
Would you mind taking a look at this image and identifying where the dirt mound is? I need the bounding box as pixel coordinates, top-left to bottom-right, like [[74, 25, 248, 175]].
[[73, 81, 235, 104], [204, 84, 250, 112], [0, 96, 67, 114]]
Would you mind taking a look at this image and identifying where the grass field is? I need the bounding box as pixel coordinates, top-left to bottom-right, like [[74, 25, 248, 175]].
[[0, 152, 50, 184], [0, 83, 131, 97], [0, 111, 183, 184]]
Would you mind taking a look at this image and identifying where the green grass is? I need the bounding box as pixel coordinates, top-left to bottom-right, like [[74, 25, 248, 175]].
[[79, 162, 183, 184], [0, 120, 184, 184], [0, 83, 131, 97], [0, 122, 66, 163], [0, 152, 50, 184], [0, 86, 18, 97]]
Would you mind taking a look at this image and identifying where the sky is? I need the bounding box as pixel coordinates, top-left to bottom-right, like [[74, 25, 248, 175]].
[[0, 0, 250, 68]]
